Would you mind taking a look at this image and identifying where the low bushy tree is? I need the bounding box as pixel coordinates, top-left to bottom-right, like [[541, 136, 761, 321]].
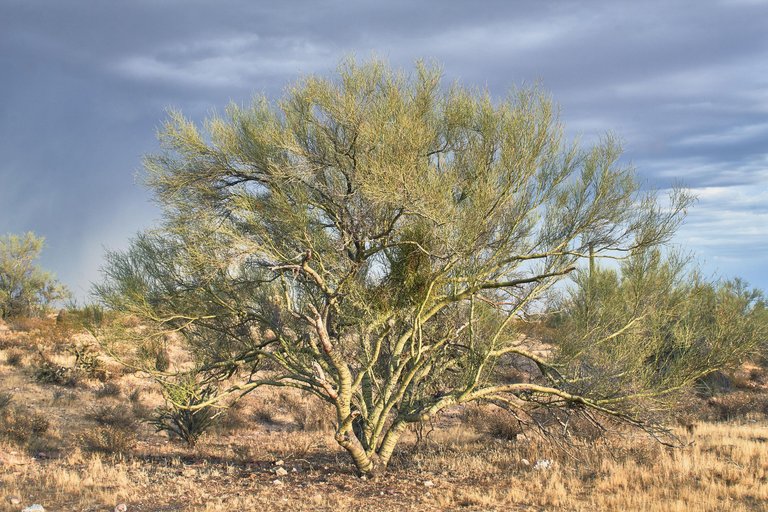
[[96, 59, 754, 475], [550, 251, 766, 420], [0, 232, 69, 319]]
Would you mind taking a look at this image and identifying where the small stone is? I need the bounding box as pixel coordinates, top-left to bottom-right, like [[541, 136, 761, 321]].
[[359, 475, 367, 481], [275, 467, 288, 477], [291, 467, 298, 473], [22, 506, 46, 512], [274, 459, 284, 466], [423, 480, 434, 488], [520, 458, 531, 466], [8, 497, 21, 505], [272, 479, 283, 486], [533, 459, 552, 471], [114, 504, 128, 512]]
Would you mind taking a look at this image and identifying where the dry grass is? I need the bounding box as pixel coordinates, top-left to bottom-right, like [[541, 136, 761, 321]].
[[1, 319, 767, 511]]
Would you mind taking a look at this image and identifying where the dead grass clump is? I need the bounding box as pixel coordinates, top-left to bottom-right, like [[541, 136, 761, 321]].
[[95, 381, 121, 398], [1, 404, 50, 447], [79, 426, 136, 456], [87, 404, 138, 430], [467, 407, 524, 441]]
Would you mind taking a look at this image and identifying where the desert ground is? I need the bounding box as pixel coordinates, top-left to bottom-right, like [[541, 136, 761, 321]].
[[1, 317, 767, 512]]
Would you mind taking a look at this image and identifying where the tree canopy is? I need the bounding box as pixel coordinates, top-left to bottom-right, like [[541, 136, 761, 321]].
[[96, 60, 760, 475], [0, 232, 69, 319]]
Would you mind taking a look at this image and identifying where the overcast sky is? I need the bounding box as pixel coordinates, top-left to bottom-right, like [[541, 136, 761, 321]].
[[1, 0, 767, 301]]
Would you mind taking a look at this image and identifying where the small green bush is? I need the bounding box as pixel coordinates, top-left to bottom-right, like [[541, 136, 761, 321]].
[[149, 378, 219, 448]]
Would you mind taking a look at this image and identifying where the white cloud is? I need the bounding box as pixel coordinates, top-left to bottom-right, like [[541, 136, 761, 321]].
[[114, 35, 335, 88]]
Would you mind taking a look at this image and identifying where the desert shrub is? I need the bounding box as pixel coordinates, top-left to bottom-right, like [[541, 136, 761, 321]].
[[87, 404, 137, 429], [51, 389, 78, 404], [149, 379, 219, 448], [287, 396, 333, 432], [695, 371, 732, 397], [34, 356, 78, 387], [251, 403, 277, 424], [0, 232, 69, 319], [78, 304, 105, 327], [214, 401, 249, 434], [5, 349, 23, 367], [708, 392, 766, 421], [748, 367, 766, 385], [69, 343, 108, 381], [465, 408, 524, 441], [1, 405, 50, 445], [94, 382, 121, 398], [79, 426, 136, 456]]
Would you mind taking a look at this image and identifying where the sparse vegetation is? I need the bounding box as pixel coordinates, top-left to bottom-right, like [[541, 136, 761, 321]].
[[1, 317, 767, 510], [1, 58, 767, 510]]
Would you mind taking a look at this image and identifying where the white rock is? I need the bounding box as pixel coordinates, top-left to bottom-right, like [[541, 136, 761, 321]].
[[274, 459, 284, 466], [9, 497, 21, 505], [22, 506, 46, 512], [520, 458, 531, 466], [115, 504, 128, 512], [533, 459, 552, 471], [272, 479, 283, 486], [423, 480, 435, 488], [275, 467, 288, 477]]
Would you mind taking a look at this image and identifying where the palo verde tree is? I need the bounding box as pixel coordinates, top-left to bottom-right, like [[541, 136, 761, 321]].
[[97, 59, 705, 475], [0, 232, 69, 319]]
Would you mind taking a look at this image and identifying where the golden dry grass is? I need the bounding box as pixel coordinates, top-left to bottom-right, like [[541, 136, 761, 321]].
[[1, 318, 767, 511]]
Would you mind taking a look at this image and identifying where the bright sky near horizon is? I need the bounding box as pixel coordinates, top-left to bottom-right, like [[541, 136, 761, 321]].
[[1, 0, 767, 301]]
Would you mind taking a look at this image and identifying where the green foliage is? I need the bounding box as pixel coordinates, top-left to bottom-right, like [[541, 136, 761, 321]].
[[149, 377, 220, 448], [0, 232, 69, 319], [553, 250, 767, 415], [96, 59, 707, 474]]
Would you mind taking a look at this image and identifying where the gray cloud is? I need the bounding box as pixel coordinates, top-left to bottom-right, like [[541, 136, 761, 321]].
[[1, 0, 767, 298]]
